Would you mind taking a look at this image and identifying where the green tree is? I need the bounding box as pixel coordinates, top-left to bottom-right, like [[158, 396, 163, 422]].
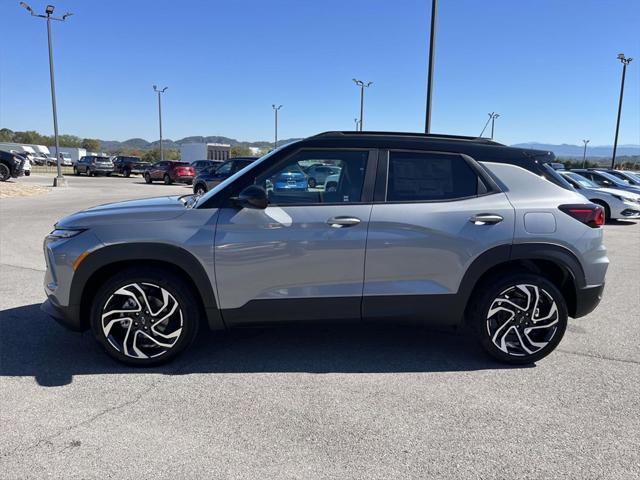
[[81, 138, 101, 152], [13, 130, 46, 145], [230, 145, 253, 157], [58, 135, 82, 148], [0, 128, 15, 142], [142, 148, 180, 163]]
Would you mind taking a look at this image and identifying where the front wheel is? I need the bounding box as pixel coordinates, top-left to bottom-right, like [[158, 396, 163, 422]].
[[308, 177, 317, 188], [144, 172, 152, 184], [123, 168, 131, 178], [469, 273, 568, 364], [73, 166, 79, 176], [90, 268, 200, 366], [0, 163, 10, 181]]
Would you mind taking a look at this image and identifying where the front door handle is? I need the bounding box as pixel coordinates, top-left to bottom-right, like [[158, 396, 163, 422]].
[[470, 214, 503, 225], [327, 216, 361, 228]]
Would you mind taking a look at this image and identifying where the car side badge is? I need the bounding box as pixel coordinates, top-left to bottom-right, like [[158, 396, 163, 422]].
[[343, 195, 349, 202]]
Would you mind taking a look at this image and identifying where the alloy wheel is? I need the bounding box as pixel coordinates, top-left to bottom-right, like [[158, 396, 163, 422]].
[[486, 284, 559, 357], [100, 282, 184, 359]]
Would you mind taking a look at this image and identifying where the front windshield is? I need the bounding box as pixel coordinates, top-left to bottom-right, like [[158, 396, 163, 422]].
[[563, 172, 598, 189], [194, 143, 293, 208]]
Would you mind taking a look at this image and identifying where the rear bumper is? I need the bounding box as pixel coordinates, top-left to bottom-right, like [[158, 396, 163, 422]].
[[41, 297, 84, 331], [173, 176, 194, 184], [573, 283, 605, 318]]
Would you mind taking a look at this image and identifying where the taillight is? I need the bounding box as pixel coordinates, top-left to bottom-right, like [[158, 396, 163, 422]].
[[559, 204, 605, 228]]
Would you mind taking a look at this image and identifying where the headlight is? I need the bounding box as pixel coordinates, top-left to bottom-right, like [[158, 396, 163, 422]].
[[48, 228, 85, 239]]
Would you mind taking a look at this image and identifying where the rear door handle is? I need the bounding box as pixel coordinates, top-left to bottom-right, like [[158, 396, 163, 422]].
[[470, 214, 503, 225], [327, 216, 361, 228]]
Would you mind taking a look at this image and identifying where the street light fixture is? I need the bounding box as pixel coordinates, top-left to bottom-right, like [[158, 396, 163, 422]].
[[272, 104, 283, 149], [153, 85, 168, 161], [479, 112, 500, 138], [20, 2, 73, 187], [352, 79, 372, 131], [611, 53, 633, 169], [354, 118, 360, 131], [582, 139, 590, 168]]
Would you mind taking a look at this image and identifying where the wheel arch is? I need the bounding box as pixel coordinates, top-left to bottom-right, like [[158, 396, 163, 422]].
[[71, 243, 224, 331], [460, 243, 585, 320]]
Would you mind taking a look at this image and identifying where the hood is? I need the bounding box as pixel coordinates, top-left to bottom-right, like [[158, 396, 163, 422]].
[[597, 187, 640, 201], [56, 196, 187, 228]]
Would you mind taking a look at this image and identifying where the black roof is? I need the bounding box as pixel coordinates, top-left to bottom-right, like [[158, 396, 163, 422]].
[[311, 131, 503, 146]]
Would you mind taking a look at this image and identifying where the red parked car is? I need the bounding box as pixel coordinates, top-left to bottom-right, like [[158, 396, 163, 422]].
[[143, 161, 195, 185]]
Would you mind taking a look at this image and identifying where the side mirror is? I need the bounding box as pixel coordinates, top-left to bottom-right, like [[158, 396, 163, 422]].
[[234, 185, 268, 209]]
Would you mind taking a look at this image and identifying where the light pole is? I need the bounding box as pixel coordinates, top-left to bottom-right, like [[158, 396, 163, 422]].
[[20, 2, 73, 187], [153, 85, 168, 161], [611, 53, 633, 169], [479, 112, 500, 138], [424, 0, 438, 133], [354, 118, 360, 130], [272, 104, 282, 149], [582, 139, 590, 168], [352, 79, 372, 131]]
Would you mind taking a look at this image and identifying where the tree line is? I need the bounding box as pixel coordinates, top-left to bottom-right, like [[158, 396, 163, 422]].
[[1, 128, 257, 162], [0, 128, 100, 152]]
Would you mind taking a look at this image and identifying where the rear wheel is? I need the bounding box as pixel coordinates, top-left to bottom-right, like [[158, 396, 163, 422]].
[[73, 166, 79, 176], [90, 267, 200, 366], [144, 172, 152, 184], [469, 273, 568, 364], [1, 163, 11, 181], [164, 174, 172, 185]]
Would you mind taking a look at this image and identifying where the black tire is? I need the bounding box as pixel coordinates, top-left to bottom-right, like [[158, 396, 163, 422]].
[[90, 267, 200, 366], [123, 168, 131, 178], [73, 166, 79, 176], [194, 183, 207, 196], [591, 199, 611, 222], [106, 172, 112, 177], [0, 163, 11, 181], [308, 177, 317, 188], [468, 273, 568, 364], [144, 172, 152, 184], [164, 174, 172, 185]]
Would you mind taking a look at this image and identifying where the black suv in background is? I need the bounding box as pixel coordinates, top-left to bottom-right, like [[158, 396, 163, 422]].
[[112, 156, 151, 177], [0, 150, 26, 181], [192, 157, 257, 195], [74, 156, 115, 176], [191, 160, 223, 175]]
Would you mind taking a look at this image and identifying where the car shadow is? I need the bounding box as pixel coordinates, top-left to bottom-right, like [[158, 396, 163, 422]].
[[606, 219, 638, 227], [0, 304, 529, 387]]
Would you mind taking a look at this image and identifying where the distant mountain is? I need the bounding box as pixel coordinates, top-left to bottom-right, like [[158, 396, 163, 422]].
[[100, 135, 302, 152], [510, 142, 640, 158]]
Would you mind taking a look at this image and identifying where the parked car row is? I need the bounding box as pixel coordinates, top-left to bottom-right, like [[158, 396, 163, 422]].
[[549, 167, 640, 221]]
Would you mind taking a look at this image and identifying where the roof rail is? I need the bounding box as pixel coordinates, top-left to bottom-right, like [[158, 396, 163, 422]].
[[311, 131, 502, 145]]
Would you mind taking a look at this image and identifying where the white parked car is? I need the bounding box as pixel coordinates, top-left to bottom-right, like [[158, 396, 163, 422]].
[[560, 171, 640, 221]]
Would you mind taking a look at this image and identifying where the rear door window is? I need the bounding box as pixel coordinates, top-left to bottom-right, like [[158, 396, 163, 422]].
[[386, 151, 479, 202]]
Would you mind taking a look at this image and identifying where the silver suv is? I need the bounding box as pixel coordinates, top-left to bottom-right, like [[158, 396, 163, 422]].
[[42, 132, 608, 366]]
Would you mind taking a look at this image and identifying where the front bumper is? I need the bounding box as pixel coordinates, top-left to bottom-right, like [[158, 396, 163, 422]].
[[573, 283, 605, 318], [41, 297, 83, 331]]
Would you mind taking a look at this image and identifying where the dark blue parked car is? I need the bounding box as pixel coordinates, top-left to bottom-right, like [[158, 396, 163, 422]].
[[192, 157, 257, 195]]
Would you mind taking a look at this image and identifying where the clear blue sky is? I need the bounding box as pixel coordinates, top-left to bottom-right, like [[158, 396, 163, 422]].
[[1, 0, 638, 146]]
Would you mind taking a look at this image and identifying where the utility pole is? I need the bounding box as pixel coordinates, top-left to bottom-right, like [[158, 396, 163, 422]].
[[582, 139, 590, 168], [153, 86, 168, 161], [272, 104, 283, 149], [20, 2, 73, 187], [480, 112, 499, 138], [424, 0, 438, 133], [352, 79, 372, 131], [611, 53, 633, 169]]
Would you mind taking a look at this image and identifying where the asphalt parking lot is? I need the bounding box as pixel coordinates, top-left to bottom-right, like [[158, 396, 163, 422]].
[[1, 174, 639, 479]]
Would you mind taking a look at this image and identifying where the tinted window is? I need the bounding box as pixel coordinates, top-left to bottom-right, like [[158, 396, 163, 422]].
[[216, 162, 233, 174], [253, 150, 368, 205], [387, 152, 479, 202]]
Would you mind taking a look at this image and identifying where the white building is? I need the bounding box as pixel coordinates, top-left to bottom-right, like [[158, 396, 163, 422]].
[[180, 143, 231, 163]]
